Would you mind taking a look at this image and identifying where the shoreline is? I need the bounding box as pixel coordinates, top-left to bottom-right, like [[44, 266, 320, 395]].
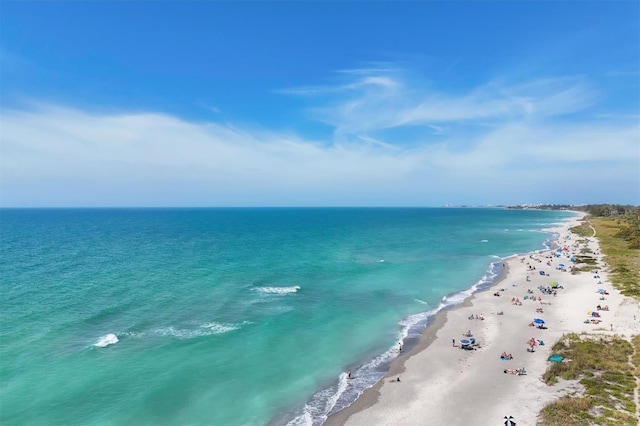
[[325, 212, 639, 425], [324, 252, 512, 425]]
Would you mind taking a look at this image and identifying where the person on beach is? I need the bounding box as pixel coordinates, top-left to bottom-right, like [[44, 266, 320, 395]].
[[452, 338, 456, 347], [347, 370, 351, 379]]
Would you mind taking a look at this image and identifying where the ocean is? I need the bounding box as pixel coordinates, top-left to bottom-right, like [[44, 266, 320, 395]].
[[0, 208, 575, 425]]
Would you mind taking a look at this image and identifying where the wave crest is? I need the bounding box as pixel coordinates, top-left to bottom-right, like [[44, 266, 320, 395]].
[[254, 286, 301, 294], [94, 333, 119, 348], [122, 321, 244, 341]]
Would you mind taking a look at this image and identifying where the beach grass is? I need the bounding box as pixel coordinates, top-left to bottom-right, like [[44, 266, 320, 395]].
[[589, 217, 640, 298], [570, 222, 594, 238], [540, 333, 638, 425]]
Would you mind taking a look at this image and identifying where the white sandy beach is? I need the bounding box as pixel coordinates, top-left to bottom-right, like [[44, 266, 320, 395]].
[[326, 213, 640, 426]]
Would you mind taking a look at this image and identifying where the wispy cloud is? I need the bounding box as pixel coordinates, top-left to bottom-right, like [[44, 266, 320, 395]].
[[297, 70, 598, 137]]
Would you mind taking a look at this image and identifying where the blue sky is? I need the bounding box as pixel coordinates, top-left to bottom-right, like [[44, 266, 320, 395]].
[[1, 1, 639, 207]]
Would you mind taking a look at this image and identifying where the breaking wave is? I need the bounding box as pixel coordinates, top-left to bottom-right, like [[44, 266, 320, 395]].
[[254, 286, 301, 294], [94, 333, 119, 348], [121, 322, 245, 341]]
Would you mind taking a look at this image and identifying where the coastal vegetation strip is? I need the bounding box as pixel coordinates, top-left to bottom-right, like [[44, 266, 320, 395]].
[[569, 206, 639, 298], [589, 216, 640, 298], [541, 333, 638, 426], [542, 210, 640, 426]]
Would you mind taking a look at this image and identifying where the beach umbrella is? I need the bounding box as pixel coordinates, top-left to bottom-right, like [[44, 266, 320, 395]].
[[460, 339, 470, 346], [533, 318, 545, 325], [597, 289, 606, 294], [539, 271, 545, 275]]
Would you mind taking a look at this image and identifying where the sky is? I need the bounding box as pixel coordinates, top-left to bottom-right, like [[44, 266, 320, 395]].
[[1, 1, 639, 207]]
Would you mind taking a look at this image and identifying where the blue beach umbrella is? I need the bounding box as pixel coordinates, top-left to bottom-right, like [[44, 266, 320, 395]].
[[460, 339, 470, 345], [533, 318, 545, 325]]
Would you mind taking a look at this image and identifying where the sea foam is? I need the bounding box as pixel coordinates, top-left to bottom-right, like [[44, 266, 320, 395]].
[[122, 322, 243, 340], [94, 333, 119, 348], [254, 286, 301, 294]]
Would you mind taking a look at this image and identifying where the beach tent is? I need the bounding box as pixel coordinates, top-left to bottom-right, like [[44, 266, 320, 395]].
[[533, 318, 545, 325], [549, 355, 564, 363], [597, 289, 606, 294], [539, 271, 546, 275]]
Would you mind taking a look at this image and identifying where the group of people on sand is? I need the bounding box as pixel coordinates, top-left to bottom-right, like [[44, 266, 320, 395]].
[[523, 295, 542, 302], [500, 352, 513, 360], [467, 314, 484, 320]]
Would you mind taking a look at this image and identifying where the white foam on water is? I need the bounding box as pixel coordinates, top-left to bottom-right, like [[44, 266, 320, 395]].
[[254, 286, 301, 294], [323, 372, 349, 421], [439, 260, 501, 309], [286, 409, 313, 426], [122, 321, 244, 340], [200, 322, 241, 334], [94, 333, 119, 348], [481, 239, 489, 242], [414, 299, 428, 305], [286, 374, 349, 426]]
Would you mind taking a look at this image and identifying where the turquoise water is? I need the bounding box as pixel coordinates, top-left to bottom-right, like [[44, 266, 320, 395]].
[[0, 208, 574, 425]]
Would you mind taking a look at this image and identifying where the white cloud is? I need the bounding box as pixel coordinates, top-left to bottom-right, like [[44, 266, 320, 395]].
[[1, 70, 638, 207]]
